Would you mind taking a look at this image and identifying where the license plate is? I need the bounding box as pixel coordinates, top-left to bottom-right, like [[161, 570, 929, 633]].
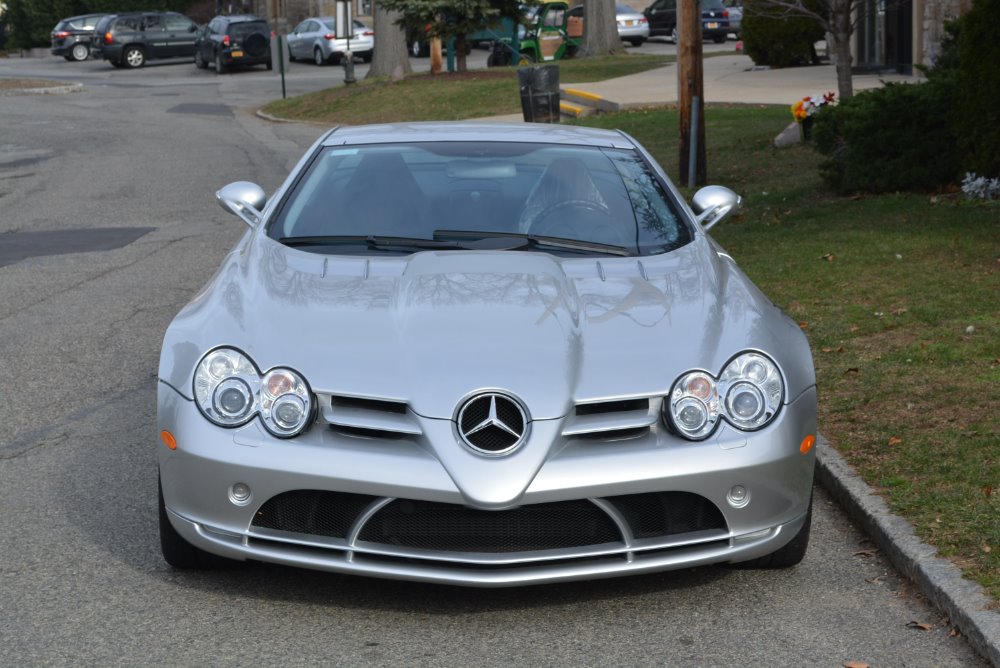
[[706, 22, 719, 29], [231, 50, 244, 57], [626, 20, 636, 26]]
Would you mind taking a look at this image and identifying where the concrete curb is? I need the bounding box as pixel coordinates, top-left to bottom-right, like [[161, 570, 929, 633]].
[[816, 436, 1000, 666], [0, 83, 83, 96]]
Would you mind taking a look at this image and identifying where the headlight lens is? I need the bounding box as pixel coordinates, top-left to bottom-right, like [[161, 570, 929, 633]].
[[259, 368, 312, 437], [666, 352, 783, 439], [193, 348, 313, 437]]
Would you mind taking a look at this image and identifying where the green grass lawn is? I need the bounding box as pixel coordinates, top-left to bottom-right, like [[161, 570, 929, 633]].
[[261, 69, 999, 599], [261, 54, 674, 124]]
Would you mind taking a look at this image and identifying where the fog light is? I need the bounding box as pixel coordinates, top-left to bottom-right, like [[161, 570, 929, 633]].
[[229, 482, 252, 506], [727, 484, 750, 508]]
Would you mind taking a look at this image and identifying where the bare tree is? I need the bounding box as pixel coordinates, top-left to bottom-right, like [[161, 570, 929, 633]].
[[745, 0, 859, 99], [582, 0, 625, 55], [367, 1, 413, 79]]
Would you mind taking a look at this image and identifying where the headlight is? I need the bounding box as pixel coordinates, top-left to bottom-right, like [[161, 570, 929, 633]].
[[193, 348, 314, 437], [666, 352, 784, 440], [259, 368, 313, 437], [194, 348, 260, 427]]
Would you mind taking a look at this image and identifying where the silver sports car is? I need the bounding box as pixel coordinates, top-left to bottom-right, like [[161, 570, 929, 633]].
[[157, 122, 817, 586]]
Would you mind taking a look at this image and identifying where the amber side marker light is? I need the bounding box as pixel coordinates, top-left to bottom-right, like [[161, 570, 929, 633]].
[[800, 434, 816, 455], [160, 431, 177, 450]]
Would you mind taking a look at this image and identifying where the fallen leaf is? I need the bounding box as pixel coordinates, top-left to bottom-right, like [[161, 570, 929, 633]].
[[822, 347, 834, 353], [949, 628, 961, 638], [798, 321, 809, 330], [853, 549, 878, 558], [849, 325, 860, 333], [865, 575, 884, 584], [985, 485, 993, 498], [843, 662, 869, 668], [891, 307, 908, 316], [821, 253, 835, 262], [983, 544, 993, 554], [888, 436, 903, 447], [844, 367, 860, 375], [907, 621, 933, 631]]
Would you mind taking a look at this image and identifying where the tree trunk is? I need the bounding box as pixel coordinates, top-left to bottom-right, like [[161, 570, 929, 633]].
[[582, 0, 625, 56], [830, 0, 853, 99], [366, 2, 412, 79], [455, 34, 468, 72]]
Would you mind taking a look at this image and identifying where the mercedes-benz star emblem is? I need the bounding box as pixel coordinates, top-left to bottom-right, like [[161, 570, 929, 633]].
[[457, 393, 528, 455]]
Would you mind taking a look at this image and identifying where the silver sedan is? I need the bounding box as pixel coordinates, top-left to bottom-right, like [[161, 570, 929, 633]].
[[286, 16, 374, 64], [157, 122, 817, 587]]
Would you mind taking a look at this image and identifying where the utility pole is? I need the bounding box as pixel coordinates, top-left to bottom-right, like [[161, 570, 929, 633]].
[[677, 0, 706, 187]]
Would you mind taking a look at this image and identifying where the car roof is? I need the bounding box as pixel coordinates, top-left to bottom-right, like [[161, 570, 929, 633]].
[[322, 122, 637, 149], [63, 13, 108, 20], [215, 14, 267, 23]]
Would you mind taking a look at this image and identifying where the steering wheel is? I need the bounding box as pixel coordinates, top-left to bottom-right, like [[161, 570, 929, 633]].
[[528, 199, 627, 247]]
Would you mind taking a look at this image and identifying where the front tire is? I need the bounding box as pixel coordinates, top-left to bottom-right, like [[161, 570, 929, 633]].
[[159, 477, 243, 569], [122, 45, 145, 68], [71, 43, 89, 61], [734, 495, 812, 569]]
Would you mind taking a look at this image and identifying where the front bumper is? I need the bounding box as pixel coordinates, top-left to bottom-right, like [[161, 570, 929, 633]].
[[158, 382, 816, 586]]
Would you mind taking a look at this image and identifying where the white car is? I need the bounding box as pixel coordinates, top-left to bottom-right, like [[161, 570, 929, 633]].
[[568, 3, 651, 47], [287, 17, 374, 65]]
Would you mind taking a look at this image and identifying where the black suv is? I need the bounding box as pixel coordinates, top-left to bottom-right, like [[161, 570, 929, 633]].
[[51, 13, 107, 62], [194, 15, 272, 73], [91, 12, 199, 68]]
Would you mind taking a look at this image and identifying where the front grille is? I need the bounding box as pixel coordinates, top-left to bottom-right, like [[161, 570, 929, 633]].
[[576, 398, 650, 415], [357, 499, 621, 552], [252, 490, 378, 538], [250, 490, 728, 560]]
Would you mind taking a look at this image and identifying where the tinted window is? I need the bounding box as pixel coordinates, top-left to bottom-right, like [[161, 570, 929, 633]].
[[228, 21, 269, 38], [270, 142, 689, 256], [116, 16, 141, 31], [165, 15, 194, 31], [144, 15, 166, 31]]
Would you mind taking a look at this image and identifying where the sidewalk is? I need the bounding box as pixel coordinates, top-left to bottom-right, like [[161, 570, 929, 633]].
[[567, 53, 918, 107]]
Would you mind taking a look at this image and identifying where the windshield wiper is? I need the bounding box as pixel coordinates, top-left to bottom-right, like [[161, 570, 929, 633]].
[[279, 235, 468, 252], [433, 230, 632, 257]]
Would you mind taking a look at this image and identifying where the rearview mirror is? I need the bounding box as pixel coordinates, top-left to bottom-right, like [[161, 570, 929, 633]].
[[216, 181, 266, 228], [691, 185, 741, 231]]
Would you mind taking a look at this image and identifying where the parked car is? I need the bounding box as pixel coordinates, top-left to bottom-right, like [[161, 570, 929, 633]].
[[286, 17, 373, 65], [157, 122, 818, 586], [644, 0, 731, 43], [723, 0, 742, 38], [91, 12, 199, 68], [50, 13, 107, 62], [566, 3, 650, 47], [195, 15, 272, 73]]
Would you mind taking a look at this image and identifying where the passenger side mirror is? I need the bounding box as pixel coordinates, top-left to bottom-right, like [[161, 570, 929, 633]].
[[691, 185, 741, 231], [217, 181, 267, 228]]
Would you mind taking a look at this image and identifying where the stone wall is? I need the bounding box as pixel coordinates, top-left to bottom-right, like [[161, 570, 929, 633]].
[[921, 0, 972, 65]]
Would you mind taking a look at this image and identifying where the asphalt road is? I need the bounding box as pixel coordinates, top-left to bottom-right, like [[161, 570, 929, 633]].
[[0, 54, 988, 667]]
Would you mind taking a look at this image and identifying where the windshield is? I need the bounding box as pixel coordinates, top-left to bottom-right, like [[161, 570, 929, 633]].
[[229, 21, 268, 38], [268, 142, 691, 257]]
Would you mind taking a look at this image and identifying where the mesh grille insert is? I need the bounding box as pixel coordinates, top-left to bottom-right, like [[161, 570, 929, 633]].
[[605, 492, 727, 539], [357, 499, 622, 553], [252, 490, 377, 538]]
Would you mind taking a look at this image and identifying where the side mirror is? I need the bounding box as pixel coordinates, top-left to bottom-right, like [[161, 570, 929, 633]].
[[691, 185, 741, 231], [216, 181, 266, 228]]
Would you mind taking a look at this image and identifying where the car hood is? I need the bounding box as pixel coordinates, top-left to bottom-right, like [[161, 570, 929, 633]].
[[162, 234, 813, 421]]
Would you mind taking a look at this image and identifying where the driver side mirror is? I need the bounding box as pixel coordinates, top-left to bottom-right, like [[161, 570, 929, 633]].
[[691, 185, 741, 231], [217, 181, 267, 228]]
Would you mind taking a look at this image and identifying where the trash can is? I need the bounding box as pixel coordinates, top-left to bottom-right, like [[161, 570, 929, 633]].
[[518, 65, 560, 124]]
